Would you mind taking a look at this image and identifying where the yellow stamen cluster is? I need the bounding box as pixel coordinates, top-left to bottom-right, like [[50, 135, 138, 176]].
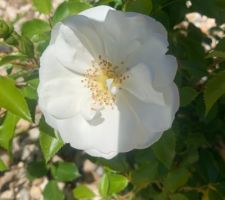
[[81, 55, 129, 108]]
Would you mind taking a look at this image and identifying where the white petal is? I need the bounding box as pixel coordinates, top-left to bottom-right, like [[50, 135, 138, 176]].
[[80, 97, 103, 122], [126, 37, 177, 87], [55, 107, 120, 156], [38, 46, 90, 119], [98, 9, 168, 64], [38, 77, 88, 119], [62, 15, 105, 59], [133, 83, 179, 149], [39, 45, 76, 84], [160, 82, 180, 114], [79, 5, 114, 22], [50, 99, 146, 158], [121, 90, 175, 134], [122, 64, 165, 105], [50, 94, 161, 158], [42, 84, 178, 159], [38, 45, 88, 119], [49, 22, 94, 74], [85, 149, 117, 159]]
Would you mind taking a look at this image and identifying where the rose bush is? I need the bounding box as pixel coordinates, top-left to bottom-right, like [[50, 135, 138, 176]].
[[0, 0, 225, 199]]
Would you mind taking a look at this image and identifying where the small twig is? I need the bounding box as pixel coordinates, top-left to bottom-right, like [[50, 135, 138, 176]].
[[11, 61, 37, 69]]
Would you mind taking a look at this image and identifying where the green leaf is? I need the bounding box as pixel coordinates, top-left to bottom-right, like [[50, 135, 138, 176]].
[[154, 193, 168, 200], [73, 185, 96, 199], [99, 173, 128, 197], [0, 76, 31, 121], [51, 162, 80, 182], [0, 20, 13, 39], [21, 79, 39, 100], [32, 0, 52, 14], [21, 19, 50, 39], [26, 99, 37, 123], [51, 0, 91, 25], [180, 87, 198, 106], [51, 2, 68, 25], [0, 158, 8, 172], [39, 116, 56, 137], [152, 130, 176, 169], [108, 173, 128, 195], [172, 194, 189, 200], [95, 0, 114, 5], [204, 70, 225, 114], [18, 36, 34, 58], [27, 161, 48, 180], [5, 32, 20, 46], [164, 168, 189, 192], [131, 162, 158, 186], [99, 173, 110, 197], [43, 181, 64, 200], [0, 54, 27, 66], [124, 0, 152, 15], [209, 189, 224, 200], [39, 119, 64, 162], [0, 112, 19, 151]]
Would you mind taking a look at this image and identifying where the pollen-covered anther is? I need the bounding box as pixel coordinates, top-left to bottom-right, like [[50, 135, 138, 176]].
[[82, 55, 129, 108]]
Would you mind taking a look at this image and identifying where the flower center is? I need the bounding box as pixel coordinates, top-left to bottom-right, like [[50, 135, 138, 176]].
[[82, 55, 129, 108]]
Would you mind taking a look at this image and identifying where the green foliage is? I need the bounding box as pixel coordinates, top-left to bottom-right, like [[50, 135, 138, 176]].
[[0, 54, 27, 66], [172, 193, 189, 200], [164, 168, 189, 192], [18, 36, 34, 58], [98, 173, 110, 197], [73, 185, 96, 199], [124, 0, 153, 14], [1, 0, 225, 200], [0, 112, 18, 151], [21, 78, 39, 100], [0, 20, 13, 39], [180, 87, 198, 107], [27, 161, 48, 180], [131, 149, 160, 186], [32, 0, 52, 14], [98, 172, 128, 197], [51, 161, 80, 181], [43, 181, 65, 200], [21, 19, 51, 40], [0, 77, 31, 121], [204, 70, 225, 114], [152, 130, 176, 169], [95, 155, 130, 173], [0, 158, 8, 172], [39, 119, 64, 162], [51, 0, 91, 25], [131, 161, 158, 186]]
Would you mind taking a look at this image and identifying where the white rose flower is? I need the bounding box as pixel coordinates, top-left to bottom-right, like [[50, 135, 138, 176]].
[[38, 6, 179, 159]]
